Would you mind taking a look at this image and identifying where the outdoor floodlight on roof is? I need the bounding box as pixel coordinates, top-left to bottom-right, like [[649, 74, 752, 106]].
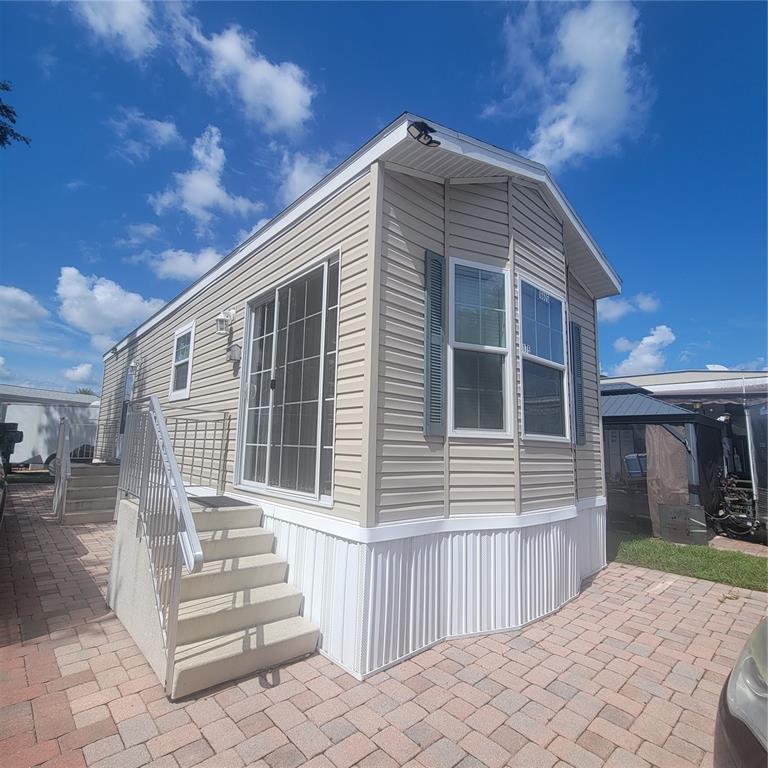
[[215, 308, 236, 336], [407, 120, 440, 147]]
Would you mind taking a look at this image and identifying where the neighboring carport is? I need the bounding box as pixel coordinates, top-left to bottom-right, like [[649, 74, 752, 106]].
[[601, 382, 724, 541]]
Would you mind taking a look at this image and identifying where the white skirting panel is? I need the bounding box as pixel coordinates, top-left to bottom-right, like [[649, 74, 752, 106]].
[[361, 503, 606, 676], [249, 495, 605, 679], [260, 511, 365, 676]]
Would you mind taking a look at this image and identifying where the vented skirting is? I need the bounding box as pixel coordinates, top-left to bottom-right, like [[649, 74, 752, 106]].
[[255, 498, 606, 679]]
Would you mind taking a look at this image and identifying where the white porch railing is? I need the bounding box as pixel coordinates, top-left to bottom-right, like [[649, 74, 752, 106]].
[[53, 416, 71, 522], [116, 396, 204, 694]]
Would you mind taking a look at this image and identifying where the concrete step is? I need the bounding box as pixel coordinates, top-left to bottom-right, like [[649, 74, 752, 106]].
[[66, 496, 119, 514], [191, 505, 263, 532], [62, 509, 114, 524], [69, 472, 120, 488], [180, 553, 288, 601], [171, 616, 319, 699], [70, 463, 119, 477], [67, 485, 118, 501], [197, 527, 274, 561], [177, 583, 303, 645]]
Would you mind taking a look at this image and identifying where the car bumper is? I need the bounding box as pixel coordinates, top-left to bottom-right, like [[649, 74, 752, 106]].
[[714, 674, 766, 768]]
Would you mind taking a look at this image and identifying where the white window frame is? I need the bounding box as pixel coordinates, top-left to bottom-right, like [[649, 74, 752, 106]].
[[234, 249, 340, 505], [168, 321, 195, 401], [518, 275, 571, 442], [447, 257, 515, 439]]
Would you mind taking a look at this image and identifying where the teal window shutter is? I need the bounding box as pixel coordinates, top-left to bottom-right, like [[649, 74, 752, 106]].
[[569, 321, 586, 445], [424, 250, 445, 436]]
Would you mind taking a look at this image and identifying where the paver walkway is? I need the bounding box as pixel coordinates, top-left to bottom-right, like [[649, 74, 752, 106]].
[[2, 484, 766, 768]]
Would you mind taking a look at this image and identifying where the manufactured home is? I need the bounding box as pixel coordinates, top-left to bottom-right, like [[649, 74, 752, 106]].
[[97, 114, 621, 698]]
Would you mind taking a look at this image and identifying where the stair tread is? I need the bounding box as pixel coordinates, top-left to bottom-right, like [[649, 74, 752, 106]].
[[179, 582, 299, 618], [196, 526, 271, 542], [174, 616, 318, 668], [184, 552, 285, 577], [191, 507, 263, 532]]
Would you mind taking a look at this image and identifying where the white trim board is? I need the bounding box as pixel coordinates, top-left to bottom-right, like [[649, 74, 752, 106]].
[[188, 485, 606, 544], [105, 112, 620, 359]]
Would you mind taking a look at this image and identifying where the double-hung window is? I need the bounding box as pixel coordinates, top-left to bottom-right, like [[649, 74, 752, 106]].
[[520, 280, 568, 438], [449, 260, 511, 435], [240, 257, 339, 500], [169, 322, 195, 401]]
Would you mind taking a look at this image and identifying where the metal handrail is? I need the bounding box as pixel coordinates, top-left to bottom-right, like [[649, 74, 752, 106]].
[[116, 395, 203, 694], [53, 417, 71, 523]]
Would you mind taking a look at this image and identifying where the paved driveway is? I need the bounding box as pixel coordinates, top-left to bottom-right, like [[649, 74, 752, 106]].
[[1, 484, 765, 768]]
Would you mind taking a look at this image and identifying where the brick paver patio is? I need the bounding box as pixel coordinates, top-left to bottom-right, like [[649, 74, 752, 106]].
[[2, 484, 765, 768]]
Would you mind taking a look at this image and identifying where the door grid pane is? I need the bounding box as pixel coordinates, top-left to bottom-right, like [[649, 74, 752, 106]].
[[269, 267, 323, 493], [243, 300, 274, 483]]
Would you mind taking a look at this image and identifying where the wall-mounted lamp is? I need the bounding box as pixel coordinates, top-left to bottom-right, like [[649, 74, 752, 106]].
[[407, 121, 441, 147], [215, 308, 236, 336]]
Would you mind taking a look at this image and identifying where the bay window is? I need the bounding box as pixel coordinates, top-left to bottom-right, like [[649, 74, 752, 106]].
[[449, 261, 511, 435], [240, 257, 339, 500], [520, 280, 568, 438]]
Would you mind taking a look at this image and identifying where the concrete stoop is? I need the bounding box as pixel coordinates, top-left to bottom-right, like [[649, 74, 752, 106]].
[[62, 463, 119, 524], [169, 500, 319, 699]]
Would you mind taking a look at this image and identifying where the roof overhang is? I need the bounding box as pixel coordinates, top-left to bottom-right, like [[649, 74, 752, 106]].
[[106, 112, 621, 358]]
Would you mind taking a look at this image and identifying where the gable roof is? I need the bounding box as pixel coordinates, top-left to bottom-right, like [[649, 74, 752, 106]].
[[107, 112, 621, 357]]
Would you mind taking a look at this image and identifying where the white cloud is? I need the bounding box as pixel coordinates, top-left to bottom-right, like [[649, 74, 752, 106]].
[[149, 126, 262, 235], [148, 247, 222, 281], [612, 325, 676, 376], [172, 10, 315, 133], [0, 285, 51, 347], [56, 267, 164, 352], [38, 50, 58, 78], [236, 218, 271, 246], [72, 1, 158, 61], [64, 363, 94, 383], [597, 292, 659, 323], [65, 180, 86, 191], [116, 222, 161, 247], [278, 151, 333, 207], [0, 356, 9, 378], [110, 108, 182, 162], [490, 2, 650, 171], [0, 285, 49, 327], [633, 292, 659, 313], [707, 358, 768, 372]]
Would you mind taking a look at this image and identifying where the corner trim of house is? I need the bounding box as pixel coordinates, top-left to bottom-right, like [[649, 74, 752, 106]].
[[208, 488, 605, 544]]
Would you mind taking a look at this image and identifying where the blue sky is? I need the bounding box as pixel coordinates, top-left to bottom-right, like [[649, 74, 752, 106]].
[[1, 1, 766, 392]]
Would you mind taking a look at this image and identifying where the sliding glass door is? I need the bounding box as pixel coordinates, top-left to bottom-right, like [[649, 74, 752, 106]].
[[241, 259, 339, 500]]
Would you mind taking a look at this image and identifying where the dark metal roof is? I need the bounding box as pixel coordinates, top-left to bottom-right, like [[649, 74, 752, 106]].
[[602, 393, 697, 419], [600, 382, 651, 396]]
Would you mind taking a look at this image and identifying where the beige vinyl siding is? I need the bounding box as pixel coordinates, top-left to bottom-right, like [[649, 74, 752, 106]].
[[569, 275, 604, 499], [511, 182, 576, 513], [374, 170, 446, 524], [97, 174, 372, 523], [447, 181, 517, 515]]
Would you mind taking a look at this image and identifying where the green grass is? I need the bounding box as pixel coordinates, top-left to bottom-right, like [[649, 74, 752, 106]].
[[608, 532, 768, 592]]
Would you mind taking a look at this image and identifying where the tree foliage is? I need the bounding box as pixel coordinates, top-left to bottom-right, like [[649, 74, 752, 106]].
[[1, 81, 30, 149], [75, 387, 96, 396]]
